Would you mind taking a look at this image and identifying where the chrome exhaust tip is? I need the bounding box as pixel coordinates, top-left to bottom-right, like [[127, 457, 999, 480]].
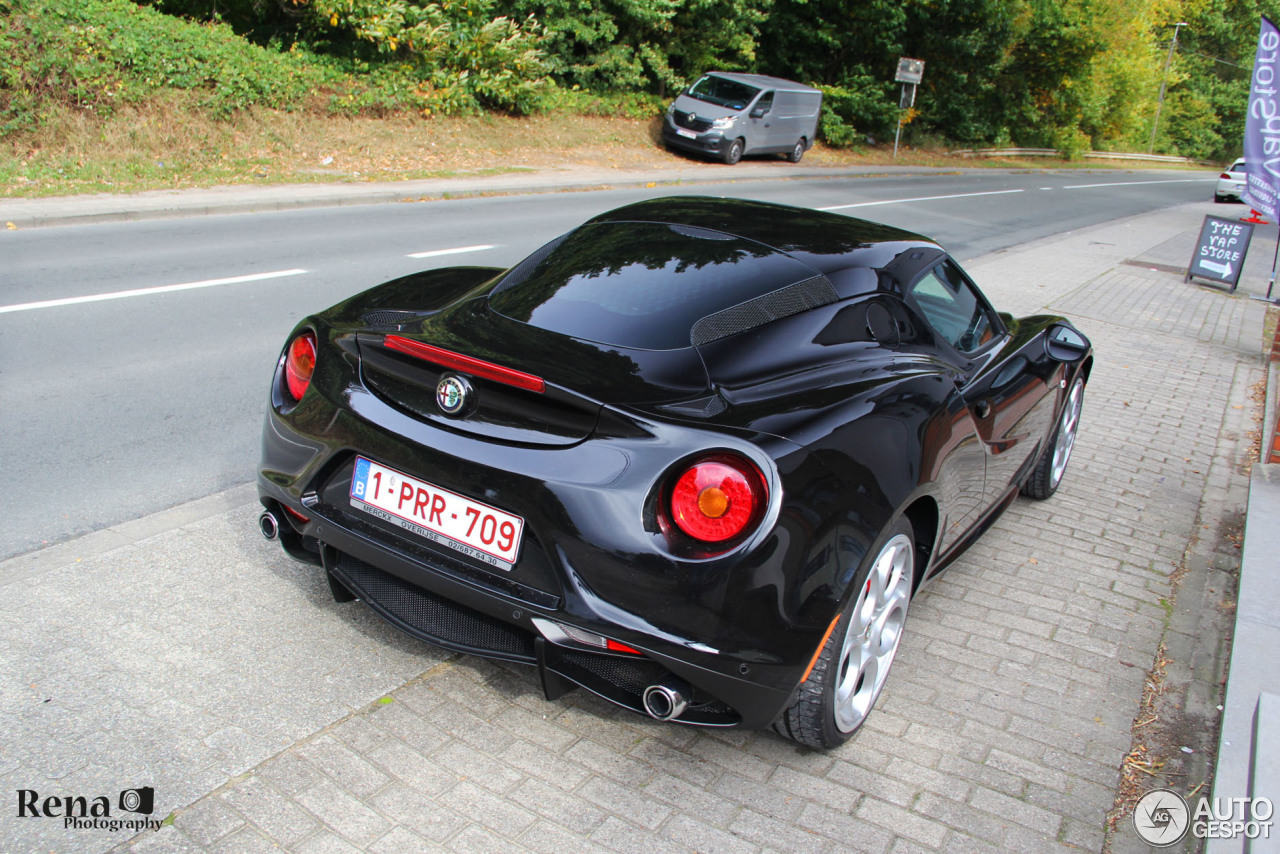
[[642, 679, 690, 722], [258, 510, 280, 541]]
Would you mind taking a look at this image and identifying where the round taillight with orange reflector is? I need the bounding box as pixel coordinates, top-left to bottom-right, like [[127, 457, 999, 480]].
[[668, 456, 768, 543], [284, 332, 317, 402]]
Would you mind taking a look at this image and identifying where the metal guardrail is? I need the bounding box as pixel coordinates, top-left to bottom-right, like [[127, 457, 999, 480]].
[[952, 147, 1215, 166]]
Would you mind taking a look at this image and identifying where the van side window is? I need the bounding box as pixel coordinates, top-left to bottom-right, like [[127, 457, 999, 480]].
[[754, 92, 774, 115]]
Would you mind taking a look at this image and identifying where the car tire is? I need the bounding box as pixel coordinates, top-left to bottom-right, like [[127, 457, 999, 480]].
[[771, 518, 915, 749], [1021, 376, 1084, 500], [787, 140, 806, 163], [723, 139, 744, 165]]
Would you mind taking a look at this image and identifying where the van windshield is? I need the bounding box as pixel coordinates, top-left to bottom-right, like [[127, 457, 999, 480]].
[[686, 76, 759, 111]]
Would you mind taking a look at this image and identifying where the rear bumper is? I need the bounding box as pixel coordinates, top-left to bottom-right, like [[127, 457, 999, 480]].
[[257, 369, 827, 729], [1216, 178, 1245, 199], [258, 482, 797, 728]]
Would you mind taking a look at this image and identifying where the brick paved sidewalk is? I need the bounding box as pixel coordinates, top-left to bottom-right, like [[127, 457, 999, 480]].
[[1, 202, 1267, 854]]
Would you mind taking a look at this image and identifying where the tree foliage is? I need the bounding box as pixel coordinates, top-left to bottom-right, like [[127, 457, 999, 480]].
[[7, 0, 1280, 157], [508, 0, 771, 95]]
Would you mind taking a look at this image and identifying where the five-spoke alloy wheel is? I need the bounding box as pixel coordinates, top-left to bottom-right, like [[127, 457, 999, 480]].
[[1022, 376, 1085, 499], [773, 519, 916, 748]]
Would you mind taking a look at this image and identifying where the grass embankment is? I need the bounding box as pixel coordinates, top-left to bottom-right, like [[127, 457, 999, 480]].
[[4, 105, 1000, 198], [3, 101, 1141, 199]]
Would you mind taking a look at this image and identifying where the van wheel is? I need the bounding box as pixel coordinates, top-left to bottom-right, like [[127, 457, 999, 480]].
[[787, 140, 806, 163], [723, 139, 744, 165]]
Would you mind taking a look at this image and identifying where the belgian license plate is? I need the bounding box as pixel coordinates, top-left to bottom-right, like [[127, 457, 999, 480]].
[[350, 457, 523, 568], [676, 128, 697, 139]]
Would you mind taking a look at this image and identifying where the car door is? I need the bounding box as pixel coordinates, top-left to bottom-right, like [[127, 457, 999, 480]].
[[904, 259, 1056, 514], [885, 260, 988, 552]]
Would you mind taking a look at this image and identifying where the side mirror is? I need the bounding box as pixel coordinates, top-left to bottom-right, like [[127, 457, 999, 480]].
[[749, 106, 767, 119], [1045, 323, 1089, 362]]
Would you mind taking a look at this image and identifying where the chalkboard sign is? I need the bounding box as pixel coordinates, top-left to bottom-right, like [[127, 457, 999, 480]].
[[1186, 215, 1254, 290]]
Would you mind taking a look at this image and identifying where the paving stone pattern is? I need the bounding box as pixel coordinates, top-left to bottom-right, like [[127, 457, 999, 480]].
[[0, 203, 1266, 854]]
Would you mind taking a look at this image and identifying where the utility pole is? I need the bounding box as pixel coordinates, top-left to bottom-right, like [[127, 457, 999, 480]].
[[1148, 22, 1188, 154]]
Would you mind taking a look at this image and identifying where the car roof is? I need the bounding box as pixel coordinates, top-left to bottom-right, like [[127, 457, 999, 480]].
[[700, 72, 822, 94], [586, 196, 942, 286], [486, 197, 949, 351]]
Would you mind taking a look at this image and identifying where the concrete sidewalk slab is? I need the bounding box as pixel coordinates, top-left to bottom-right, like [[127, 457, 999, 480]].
[[0, 201, 1270, 854]]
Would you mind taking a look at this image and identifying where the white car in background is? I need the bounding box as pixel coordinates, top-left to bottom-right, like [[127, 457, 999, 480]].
[[1215, 158, 1245, 203]]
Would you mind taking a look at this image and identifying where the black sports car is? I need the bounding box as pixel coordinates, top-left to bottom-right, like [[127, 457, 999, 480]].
[[258, 196, 1091, 749]]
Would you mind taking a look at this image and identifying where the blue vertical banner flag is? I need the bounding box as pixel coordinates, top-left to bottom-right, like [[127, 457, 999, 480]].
[[1243, 16, 1280, 219]]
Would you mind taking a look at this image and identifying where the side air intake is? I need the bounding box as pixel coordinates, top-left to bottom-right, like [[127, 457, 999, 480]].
[[690, 275, 839, 346]]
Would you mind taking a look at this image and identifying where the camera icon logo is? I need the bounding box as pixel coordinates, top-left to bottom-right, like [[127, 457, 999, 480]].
[[118, 787, 154, 815]]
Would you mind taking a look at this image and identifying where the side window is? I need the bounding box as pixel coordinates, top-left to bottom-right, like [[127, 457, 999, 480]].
[[754, 92, 774, 115], [906, 261, 997, 353]]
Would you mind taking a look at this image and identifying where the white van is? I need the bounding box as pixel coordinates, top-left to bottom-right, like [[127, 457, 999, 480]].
[[662, 72, 823, 165]]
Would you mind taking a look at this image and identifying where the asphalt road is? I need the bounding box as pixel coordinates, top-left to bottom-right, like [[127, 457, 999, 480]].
[[0, 169, 1217, 560]]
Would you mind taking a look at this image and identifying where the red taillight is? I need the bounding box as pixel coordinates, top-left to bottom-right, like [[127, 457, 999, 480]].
[[669, 457, 767, 543], [284, 332, 317, 402], [1221, 172, 1232, 179]]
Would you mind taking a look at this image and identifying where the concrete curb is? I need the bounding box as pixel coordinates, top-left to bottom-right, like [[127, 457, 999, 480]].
[[0, 162, 1199, 229], [0, 164, 948, 228]]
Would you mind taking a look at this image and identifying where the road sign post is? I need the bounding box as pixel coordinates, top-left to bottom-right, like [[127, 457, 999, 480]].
[[1185, 215, 1254, 291], [893, 58, 924, 160]]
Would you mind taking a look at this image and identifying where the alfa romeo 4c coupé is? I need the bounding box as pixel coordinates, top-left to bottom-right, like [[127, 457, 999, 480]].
[[258, 196, 1091, 749]]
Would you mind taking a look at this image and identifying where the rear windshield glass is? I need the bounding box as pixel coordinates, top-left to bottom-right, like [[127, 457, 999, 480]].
[[489, 222, 821, 350], [686, 75, 760, 110]]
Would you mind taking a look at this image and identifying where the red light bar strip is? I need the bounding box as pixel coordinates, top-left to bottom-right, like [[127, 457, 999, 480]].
[[606, 639, 642, 655], [383, 335, 545, 393]]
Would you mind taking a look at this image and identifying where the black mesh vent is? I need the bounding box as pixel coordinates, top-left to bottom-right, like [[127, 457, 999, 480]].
[[361, 310, 425, 328], [555, 650, 737, 721], [334, 553, 536, 662], [489, 232, 570, 296], [674, 112, 713, 132], [658, 394, 728, 419], [559, 649, 667, 695], [690, 275, 839, 346]]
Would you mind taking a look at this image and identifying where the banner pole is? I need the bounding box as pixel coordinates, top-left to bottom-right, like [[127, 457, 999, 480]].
[[1270, 234, 1279, 299]]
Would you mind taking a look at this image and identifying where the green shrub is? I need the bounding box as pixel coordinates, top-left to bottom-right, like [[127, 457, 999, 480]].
[[817, 78, 896, 148], [548, 87, 665, 120], [298, 0, 552, 116], [0, 0, 335, 134]]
